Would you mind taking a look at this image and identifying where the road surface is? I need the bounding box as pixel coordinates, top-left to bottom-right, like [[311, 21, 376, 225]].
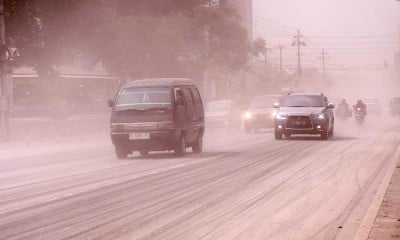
[[0, 118, 399, 240]]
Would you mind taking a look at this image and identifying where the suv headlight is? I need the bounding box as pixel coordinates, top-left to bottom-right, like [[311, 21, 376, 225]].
[[275, 113, 288, 120], [313, 113, 326, 119]]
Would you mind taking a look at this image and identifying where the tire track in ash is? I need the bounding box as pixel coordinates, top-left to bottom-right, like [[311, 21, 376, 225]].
[[0, 140, 308, 240], [308, 130, 400, 240]]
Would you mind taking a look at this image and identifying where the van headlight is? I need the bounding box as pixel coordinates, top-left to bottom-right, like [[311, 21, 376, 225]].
[[275, 113, 288, 120], [157, 121, 175, 130], [110, 123, 124, 131]]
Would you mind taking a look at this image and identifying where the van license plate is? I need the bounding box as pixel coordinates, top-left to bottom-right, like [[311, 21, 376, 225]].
[[129, 132, 150, 140]]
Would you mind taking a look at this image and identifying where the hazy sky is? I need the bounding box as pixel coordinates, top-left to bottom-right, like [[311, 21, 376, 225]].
[[253, 0, 400, 70]]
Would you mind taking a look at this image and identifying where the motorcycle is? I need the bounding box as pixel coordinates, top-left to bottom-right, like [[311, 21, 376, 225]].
[[354, 107, 365, 126]]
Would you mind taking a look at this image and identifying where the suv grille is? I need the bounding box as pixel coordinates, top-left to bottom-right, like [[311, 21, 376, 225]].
[[286, 116, 312, 129]]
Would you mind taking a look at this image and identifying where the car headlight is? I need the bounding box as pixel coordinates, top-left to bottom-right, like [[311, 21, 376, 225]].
[[275, 113, 288, 120], [271, 111, 278, 118], [313, 113, 326, 119], [244, 112, 253, 120]]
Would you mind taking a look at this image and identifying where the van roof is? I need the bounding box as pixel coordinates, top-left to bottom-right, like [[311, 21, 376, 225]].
[[288, 92, 324, 96], [123, 78, 196, 88]]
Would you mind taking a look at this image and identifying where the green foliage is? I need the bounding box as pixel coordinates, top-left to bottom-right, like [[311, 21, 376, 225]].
[[4, 0, 250, 80]]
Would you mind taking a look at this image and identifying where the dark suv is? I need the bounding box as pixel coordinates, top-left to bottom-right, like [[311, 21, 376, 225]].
[[274, 93, 335, 140], [108, 78, 205, 159]]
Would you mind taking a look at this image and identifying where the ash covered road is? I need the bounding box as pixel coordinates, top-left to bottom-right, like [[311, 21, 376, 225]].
[[0, 118, 399, 240]]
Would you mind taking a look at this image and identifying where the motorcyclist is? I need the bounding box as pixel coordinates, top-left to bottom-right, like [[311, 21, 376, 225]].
[[338, 99, 349, 112], [353, 99, 367, 115], [336, 99, 350, 118]]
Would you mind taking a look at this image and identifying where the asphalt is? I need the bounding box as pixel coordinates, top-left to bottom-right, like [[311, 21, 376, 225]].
[[0, 117, 399, 240]]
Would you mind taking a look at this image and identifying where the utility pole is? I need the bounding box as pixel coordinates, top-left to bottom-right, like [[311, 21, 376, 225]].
[[279, 44, 283, 75], [396, 0, 400, 76], [0, 0, 8, 142], [263, 46, 272, 74], [264, 47, 267, 73], [292, 30, 306, 86], [319, 48, 329, 81]]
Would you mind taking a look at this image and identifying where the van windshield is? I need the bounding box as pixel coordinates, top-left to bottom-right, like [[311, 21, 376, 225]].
[[115, 87, 172, 111]]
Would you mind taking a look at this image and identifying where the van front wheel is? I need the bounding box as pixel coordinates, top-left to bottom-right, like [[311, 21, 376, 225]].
[[192, 134, 203, 153], [115, 145, 129, 159], [174, 135, 186, 157]]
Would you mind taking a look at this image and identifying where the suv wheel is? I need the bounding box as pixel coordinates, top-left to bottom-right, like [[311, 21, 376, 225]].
[[115, 145, 129, 159], [321, 129, 329, 140], [174, 135, 187, 157], [329, 126, 334, 137], [275, 129, 283, 140], [192, 134, 203, 153], [284, 132, 291, 138]]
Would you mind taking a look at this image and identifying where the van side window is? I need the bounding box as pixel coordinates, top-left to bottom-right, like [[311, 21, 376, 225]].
[[190, 88, 203, 107], [182, 88, 194, 107]]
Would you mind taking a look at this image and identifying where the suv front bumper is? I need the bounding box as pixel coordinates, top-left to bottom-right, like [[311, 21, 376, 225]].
[[275, 118, 329, 135]]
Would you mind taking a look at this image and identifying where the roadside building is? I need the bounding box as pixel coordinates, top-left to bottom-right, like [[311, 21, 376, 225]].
[[11, 64, 119, 118]]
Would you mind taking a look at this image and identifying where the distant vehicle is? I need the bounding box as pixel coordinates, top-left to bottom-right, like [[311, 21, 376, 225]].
[[244, 95, 281, 133], [205, 100, 241, 129], [274, 93, 335, 140], [354, 107, 365, 126], [390, 97, 400, 116], [362, 97, 381, 116], [108, 78, 205, 159], [336, 99, 352, 121]]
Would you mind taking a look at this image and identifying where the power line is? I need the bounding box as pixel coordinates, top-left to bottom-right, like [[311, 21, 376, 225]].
[[253, 15, 297, 32], [306, 33, 398, 39]]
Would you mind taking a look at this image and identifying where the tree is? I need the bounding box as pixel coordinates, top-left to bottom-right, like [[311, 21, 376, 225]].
[[252, 37, 267, 57], [3, 0, 250, 81]]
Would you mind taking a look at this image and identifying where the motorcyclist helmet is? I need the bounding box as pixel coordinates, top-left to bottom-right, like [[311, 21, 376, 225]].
[[357, 99, 362, 104]]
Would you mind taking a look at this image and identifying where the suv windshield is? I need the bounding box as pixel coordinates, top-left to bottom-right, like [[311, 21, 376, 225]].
[[282, 95, 324, 107], [115, 87, 171, 111]]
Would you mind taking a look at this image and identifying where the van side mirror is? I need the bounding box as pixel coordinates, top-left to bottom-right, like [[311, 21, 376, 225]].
[[273, 102, 280, 108], [108, 99, 115, 108], [328, 103, 335, 109]]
